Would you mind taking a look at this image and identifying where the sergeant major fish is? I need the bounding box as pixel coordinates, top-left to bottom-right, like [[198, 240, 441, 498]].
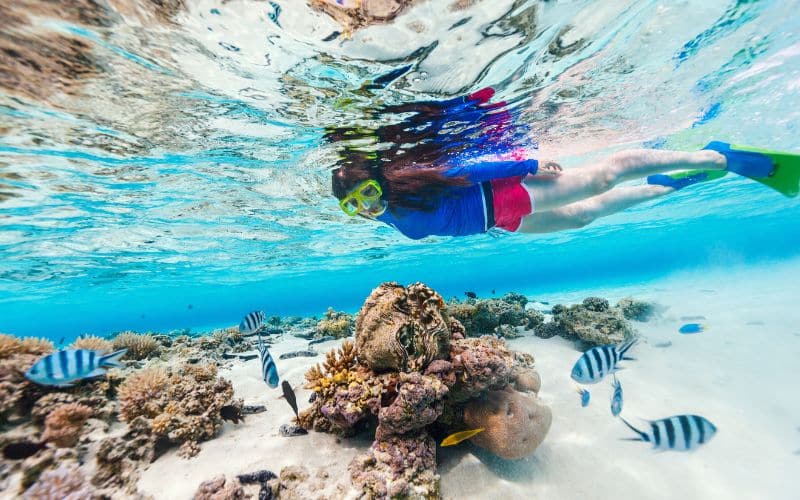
[[620, 414, 717, 451], [257, 337, 279, 388], [610, 375, 623, 417], [25, 348, 127, 387], [571, 339, 637, 384], [239, 311, 266, 336]]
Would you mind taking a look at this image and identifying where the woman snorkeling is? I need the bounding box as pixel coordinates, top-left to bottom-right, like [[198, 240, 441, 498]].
[[331, 88, 798, 240]]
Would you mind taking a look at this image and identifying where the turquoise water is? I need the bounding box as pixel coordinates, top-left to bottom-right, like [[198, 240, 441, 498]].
[[1, 0, 799, 339]]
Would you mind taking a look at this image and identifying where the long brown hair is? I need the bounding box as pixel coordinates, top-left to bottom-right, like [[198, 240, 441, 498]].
[[329, 90, 514, 212]]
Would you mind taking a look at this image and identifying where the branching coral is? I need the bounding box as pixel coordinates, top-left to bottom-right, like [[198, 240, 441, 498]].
[[70, 335, 113, 353], [0, 334, 54, 359], [42, 403, 93, 448], [111, 332, 159, 360], [116, 363, 241, 457]]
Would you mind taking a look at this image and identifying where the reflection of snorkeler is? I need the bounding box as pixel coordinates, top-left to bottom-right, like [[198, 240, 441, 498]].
[[331, 88, 799, 240]]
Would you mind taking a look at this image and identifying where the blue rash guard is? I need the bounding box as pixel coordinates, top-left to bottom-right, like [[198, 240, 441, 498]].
[[376, 159, 538, 239]]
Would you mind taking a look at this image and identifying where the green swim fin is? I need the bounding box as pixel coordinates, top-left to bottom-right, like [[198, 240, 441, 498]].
[[647, 169, 728, 190], [730, 144, 800, 198]]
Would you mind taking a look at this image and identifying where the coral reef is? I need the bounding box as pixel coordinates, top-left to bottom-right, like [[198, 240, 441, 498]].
[[0, 334, 54, 424], [193, 475, 245, 500], [535, 297, 636, 346], [117, 363, 242, 457], [42, 403, 93, 448], [617, 297, 656, 322], [349, 433, 440, 500], [447, 295, 544, 337], [315, 307, 354, 339], [302, 282, 551, 498], [22, 463, 96, 500], [112, 332, 160, 360], [463, 387, 552, 460], [70, 335, 113, 353]]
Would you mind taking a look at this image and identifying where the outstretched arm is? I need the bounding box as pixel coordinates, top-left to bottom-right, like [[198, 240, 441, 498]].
[[445, 159, 539, 183]]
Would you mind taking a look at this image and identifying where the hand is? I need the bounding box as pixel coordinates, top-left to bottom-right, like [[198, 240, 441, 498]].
[[536, 161, 563, 177]]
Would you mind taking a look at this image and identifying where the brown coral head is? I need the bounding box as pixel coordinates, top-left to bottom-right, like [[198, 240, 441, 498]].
[[463, 388, 552, 460], [43, 403, 94, 448], [111, 332, 159, 360], [355, 282, 451, 372]]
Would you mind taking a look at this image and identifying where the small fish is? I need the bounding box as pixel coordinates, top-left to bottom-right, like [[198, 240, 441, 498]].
[[279, 423, 308, 437], [321, 31, 341, 42], [281, 380, 299, 418], [745, 321, 765, 326], [576, 386, 590, 407], [570, 339, 636, 384], [239, 311, 266, 336], [680, 315, 706, 321], [610, 376, 623, 417], [268, 1, 281, 27], [441, 428, 485, 447], [679, 323, 705, 334], [308, 335, 336, 346], [2, 440, 45, 460], [464, 291, 477, 299], [25, 349, 127, 387], [278, 350, 317, 360], [621, 415, 717, 451], [242, 404, 267, 415], [257, 337, 279, 388], [57, 337, 65, 346], [220, 404, 243, 424], [491, 289, 496, 294], [239, 353, 258, 361], [654, 341, 672, 348]]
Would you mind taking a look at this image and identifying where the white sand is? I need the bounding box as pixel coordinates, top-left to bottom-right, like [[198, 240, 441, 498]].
[[139, 259, 800, 500]]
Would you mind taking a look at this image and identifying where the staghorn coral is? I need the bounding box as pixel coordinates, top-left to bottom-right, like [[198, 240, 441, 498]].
[[315, 307, 354, 339], [356, 282, 451, 372], [22, 463, 96, 500], [70, 335, 113, 353], [116, 363, 241, 457], [17, 337, 54, 357], [42, 403, 93, 448], [111, 332, 160, 360]]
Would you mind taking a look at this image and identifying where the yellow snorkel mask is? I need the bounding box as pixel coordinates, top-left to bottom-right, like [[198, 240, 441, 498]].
[[339, 179, 385, 217]]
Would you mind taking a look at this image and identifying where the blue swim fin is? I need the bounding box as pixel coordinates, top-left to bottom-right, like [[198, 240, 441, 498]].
[[703, 141, 775, 178]]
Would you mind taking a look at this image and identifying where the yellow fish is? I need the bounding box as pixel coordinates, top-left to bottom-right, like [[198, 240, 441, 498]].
[[440, 428, 485, 447]]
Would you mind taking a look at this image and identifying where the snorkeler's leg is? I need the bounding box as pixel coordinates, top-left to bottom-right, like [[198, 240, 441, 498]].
[[524, 149, 724, 212], [518, 185, 672, 234]]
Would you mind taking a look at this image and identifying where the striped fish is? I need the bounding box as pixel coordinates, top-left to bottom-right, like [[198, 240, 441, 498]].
[[570, 339, 637, 384], [25, 348, 127, 387], [239, 311, 266, 336], [610, 375, 623, 417], [257, 336, 279, 388], [621, 415, 717, 451], [268, 1, 282, 28]]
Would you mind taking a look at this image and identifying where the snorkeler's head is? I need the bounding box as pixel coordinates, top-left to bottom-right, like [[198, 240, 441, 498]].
[[332, 167, 387, 218]]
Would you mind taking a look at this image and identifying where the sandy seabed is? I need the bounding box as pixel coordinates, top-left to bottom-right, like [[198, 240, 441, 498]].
[[139, 259, 800, 500]]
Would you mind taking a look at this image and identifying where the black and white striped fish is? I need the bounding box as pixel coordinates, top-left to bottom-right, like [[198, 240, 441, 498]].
[[257, 337, 279, 388], [239, 311, 266, 336], [268, 1, 281, 27], [25, 348, 127, 387], [621, 415, 717, 451], [571, 339, 637, 384]]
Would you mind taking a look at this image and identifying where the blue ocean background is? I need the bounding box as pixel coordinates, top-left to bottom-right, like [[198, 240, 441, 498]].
[[1, 0, 799, 339]]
